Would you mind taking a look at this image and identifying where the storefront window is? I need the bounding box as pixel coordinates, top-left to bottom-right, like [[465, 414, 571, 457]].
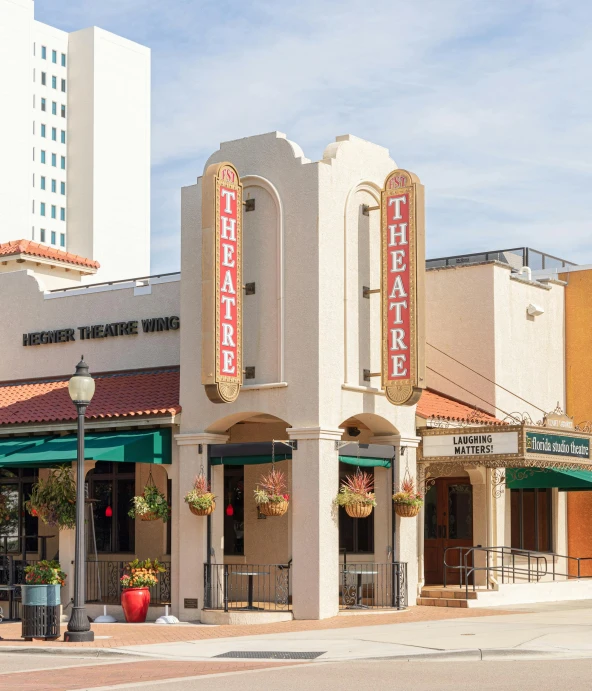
[[87, 462, 135, 553], [339, 464, 374, 554], [0, 468, 38, 553], [224, 466, 244, 555], [511, 488, 552, 552]]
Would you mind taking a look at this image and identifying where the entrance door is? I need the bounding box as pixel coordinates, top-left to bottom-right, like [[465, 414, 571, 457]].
[[424, 478, 473, 585]]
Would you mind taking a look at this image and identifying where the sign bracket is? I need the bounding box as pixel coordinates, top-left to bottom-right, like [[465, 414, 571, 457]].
[[361, 204, 380, 216]]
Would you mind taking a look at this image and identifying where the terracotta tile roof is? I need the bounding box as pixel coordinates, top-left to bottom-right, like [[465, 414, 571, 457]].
[[417, 388, 502, 425], [0, 368, 180, 426], [0, 239, 99, 270]]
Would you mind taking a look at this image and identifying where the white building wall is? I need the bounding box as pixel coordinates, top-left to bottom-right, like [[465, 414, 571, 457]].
[[0, 0, 33, 243]]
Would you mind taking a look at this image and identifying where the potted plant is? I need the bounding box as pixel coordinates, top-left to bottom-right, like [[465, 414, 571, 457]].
[[21, 560, 66, 640], [393, 477, 424, 517], [254, 467, 289, 517], [129, 479, 169, 522], [120, 558, 165, 623], [335, 470, 376, 518], [25, 466, 76, 529], [184, 475, 216, 516]]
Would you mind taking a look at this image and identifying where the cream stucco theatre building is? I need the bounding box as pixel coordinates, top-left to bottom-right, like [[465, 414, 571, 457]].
[[1, 131, 591, 624]]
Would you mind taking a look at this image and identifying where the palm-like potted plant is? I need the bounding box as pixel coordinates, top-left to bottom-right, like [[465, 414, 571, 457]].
[[335, 470, 376, 518], [129, 476, 170, 522], [254, 467, 290, 517], [120, 558, 165, 623], [184, 475, 216, 516], [393, 477, 424, 517], [25, 466, 76, 529], [21, 560, 67, 640]]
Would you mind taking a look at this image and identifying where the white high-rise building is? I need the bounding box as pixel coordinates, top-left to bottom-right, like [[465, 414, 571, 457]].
[[0, 0, 151, 284]]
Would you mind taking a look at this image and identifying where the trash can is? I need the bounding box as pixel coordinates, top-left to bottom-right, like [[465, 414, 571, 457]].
[[20, 584, 61, 640]]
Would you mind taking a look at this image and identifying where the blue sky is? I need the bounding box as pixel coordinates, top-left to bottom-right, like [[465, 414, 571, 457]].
[[37, 0, 592, 273]]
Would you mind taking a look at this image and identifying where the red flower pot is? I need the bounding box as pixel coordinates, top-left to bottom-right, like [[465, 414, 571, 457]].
[[121, 587, 151, 623]]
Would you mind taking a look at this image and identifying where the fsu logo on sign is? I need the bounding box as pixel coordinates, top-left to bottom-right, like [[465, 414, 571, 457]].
[[381, 169, 425, 406], [201, 162, 243, 403]]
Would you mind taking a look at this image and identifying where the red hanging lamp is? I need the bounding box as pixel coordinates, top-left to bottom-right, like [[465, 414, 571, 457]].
[[105, 505, 113, 518]]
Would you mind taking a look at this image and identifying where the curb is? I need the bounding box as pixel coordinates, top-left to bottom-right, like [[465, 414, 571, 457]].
[[369, 648, 592, 662], [0, 646, 141, 658]]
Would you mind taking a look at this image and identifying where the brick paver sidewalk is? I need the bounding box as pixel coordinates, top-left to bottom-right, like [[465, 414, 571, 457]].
[[0, 659, 304, 691], [0, 606, 513, 649]]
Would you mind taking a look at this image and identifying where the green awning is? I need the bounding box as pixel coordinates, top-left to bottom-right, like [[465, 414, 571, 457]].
[[0, 429, 171, 468], [0, 436, 51, 460], [506, 467, 592, 490], [339, 455, 391, 468], [211, 454, 290, 466]]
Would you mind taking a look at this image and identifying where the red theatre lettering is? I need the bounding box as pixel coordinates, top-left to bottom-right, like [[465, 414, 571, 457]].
[[381, 169, 426, 406], [202, 162, 243, 404]]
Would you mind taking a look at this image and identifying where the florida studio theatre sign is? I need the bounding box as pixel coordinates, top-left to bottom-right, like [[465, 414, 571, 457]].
[[381, 169, 426, 406], [201, 162, 243, 404]]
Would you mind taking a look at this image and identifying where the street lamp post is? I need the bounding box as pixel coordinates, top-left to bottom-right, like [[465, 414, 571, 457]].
[[64, 357, 95, 643]]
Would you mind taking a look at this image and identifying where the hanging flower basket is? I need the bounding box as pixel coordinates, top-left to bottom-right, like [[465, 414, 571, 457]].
[[254, 467, 290, 517], [393, 477, 423, 518], [25, 466, 76, 530], [185, 474, 216, 517], [334, 469, 376, 518], [129, 471, 170, 523]]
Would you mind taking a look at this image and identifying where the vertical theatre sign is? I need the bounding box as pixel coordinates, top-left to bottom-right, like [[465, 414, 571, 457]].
[[202, 162, 243, 403], [381, 169, 425, 406]]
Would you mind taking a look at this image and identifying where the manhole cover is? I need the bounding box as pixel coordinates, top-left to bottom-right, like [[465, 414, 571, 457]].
[[215, 651, 325, 660]]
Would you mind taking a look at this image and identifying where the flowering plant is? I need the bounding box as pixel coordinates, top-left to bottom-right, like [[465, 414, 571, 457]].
[[393, 477, 424, 507], [184, 475, 216, 511], [120, 558, 165, 589], [334, 470, 376, 507], [253, 467, 289, 505], [25, 466, 76, 529], [129, 483, 170, 522], [24, 560, 67, 586]]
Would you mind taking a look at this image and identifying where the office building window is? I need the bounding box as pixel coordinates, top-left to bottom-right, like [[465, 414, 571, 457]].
[[61, 104, 66, 118], [51, 205, 56, 219], [32, 147, 35, 161], [41, 46, 46, 60], [32, 200, 35, 213], [61, 79, 66, 92], [32, 173, 35, 187], [32, 226, 35, 240], [40, 124, 46, 138], [88, 463, 136, 553], [61, 156, 66, 170], [32, 68, 35, 82], [51, 179, 56, 193], [61, 53, 66, 67], [60, 233, 65, 248], [40, 228, 46, 242], [52, 127, 56, 141], [60, 181, 65, 195], [40, 176, 46, 190], [40, 150, 46, 164], [41, 72, 46, 85], [52, 50, 57, 64], [51, 231, 56, 245], [0, 468, 39, 554], [52, 102, 57, 115], [60, 208, 65, 221], [41, 98, 46, 111], [51, 153, 56, 167], [60, 130, 66, 144], [40, 202, 45, 216], [32, 121, 35, 135], [511, 489, 552, 552], [51, 76, 57, 89]]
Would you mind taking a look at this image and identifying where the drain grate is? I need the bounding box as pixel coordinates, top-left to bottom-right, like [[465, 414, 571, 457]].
[[215, 651, 325, 660]]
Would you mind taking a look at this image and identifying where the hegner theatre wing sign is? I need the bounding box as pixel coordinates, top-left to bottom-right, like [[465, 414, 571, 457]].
[[381, 169, 426, 406], [201, 162, 243, 404]]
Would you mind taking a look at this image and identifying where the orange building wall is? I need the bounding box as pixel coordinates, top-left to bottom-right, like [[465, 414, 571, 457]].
[[562, 269, 592, 570]]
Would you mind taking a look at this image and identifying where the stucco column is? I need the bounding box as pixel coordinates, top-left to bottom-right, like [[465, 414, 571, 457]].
[[467, 468, 487, 586], [288, 427, 343, 620], [373, 467, 392, 564], [210, 464, 225, 563], [487, 468, 506, 584], [173, 432, 227, 620], [376, 435, 420, 605]]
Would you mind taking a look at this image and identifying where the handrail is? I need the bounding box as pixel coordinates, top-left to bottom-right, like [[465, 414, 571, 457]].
[[442, 546, 592, 598]]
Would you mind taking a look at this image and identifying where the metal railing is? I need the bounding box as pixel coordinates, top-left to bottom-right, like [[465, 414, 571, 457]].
[[203, 563, 291, 612], [339, 562, 407, 610], [85, 561, 172, 605], [444, 546, 592, 598]]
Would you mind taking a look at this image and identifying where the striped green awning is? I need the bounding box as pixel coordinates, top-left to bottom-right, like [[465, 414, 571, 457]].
[[0, 429, 171, 468], [506, 467, 592, 490], [339, 455, 391, 468]]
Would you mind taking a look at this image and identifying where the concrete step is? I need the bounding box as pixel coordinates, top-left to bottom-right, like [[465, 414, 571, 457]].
[[420, 588, 478, 600], [417, 597, 468, 608]]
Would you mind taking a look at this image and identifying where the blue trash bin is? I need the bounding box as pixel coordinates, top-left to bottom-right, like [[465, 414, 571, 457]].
[[21, 584, 61, 640]]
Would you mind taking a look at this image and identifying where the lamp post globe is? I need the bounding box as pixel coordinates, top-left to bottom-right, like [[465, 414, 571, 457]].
[[64, 356, 95, 643]]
